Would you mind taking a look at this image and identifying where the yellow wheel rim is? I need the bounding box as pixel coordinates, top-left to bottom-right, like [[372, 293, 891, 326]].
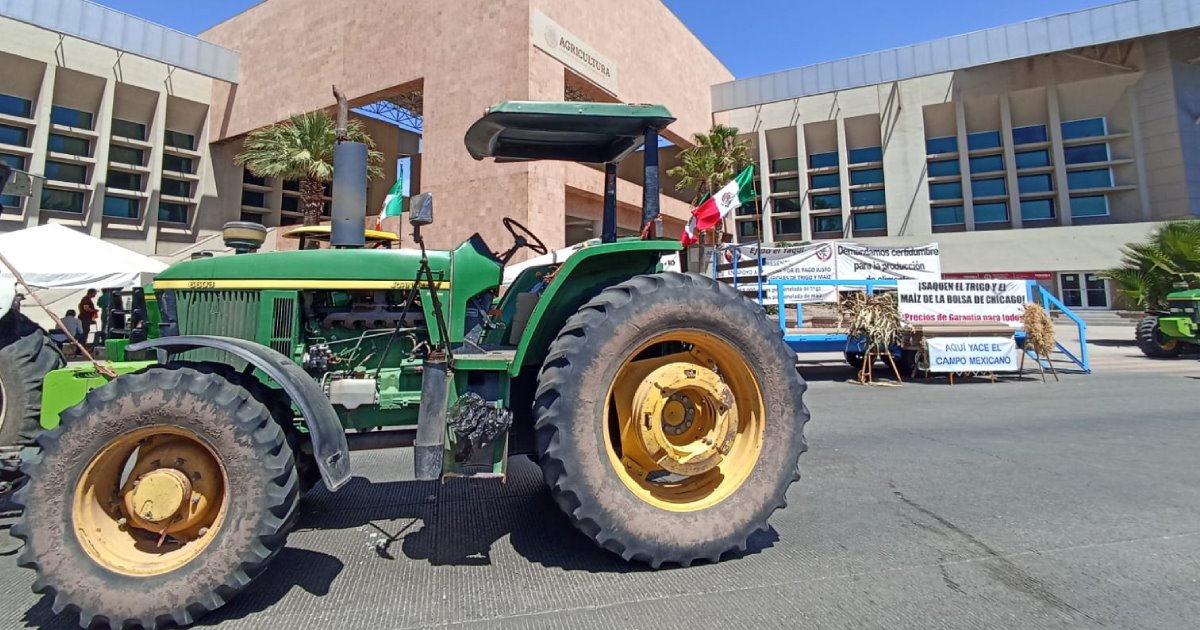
[[604, 330, 765, 512], [72, 426, 228, 576]]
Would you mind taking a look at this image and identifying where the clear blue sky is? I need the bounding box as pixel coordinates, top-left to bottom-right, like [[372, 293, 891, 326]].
[[99, 0, 1111, 78]]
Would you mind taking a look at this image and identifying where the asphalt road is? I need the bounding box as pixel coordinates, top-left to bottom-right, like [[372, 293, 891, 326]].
[[2, 358, 1198, 629]]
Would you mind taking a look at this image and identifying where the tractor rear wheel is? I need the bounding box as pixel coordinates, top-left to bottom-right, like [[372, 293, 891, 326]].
[[12, 365, 299, 629], [0, 312, 65, 447], [1136, 315, 1181, 358], [534, 272, 808, 567]]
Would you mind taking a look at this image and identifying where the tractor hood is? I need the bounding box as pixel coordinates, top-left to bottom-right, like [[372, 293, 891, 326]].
[[153, 248, 450, 291]]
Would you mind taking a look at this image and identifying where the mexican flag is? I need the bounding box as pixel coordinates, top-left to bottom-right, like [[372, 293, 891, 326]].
[[680, 165, 755, 247], [373, 176, 405, 231]]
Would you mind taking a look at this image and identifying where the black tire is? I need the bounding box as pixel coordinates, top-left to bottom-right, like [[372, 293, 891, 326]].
[[844, 351, 867, 372], [12, 366, 299, 629], [534, 272, 809, 567], [895, 349, 919, 376], [0, 313, 66, 447], [1136, 315, 1181, 358]]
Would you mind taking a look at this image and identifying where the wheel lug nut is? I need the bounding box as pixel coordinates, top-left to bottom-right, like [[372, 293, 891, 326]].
[[174, 458, 185, 467], [198, 527, 209, 536]]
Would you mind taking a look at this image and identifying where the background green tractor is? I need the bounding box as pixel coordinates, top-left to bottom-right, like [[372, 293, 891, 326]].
[[14, 102, 809, 629], [1136, 288, 1200, 358]]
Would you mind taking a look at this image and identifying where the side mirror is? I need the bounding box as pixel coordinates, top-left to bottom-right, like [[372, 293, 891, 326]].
[[409, 193, 433, 226]]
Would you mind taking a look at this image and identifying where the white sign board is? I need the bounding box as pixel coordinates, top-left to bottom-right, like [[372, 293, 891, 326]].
[[898, 280, 1027, 328], [532, 10, 618, 94], [835, 243, 942, 281], [716, 242, 837, 303], [926, 337, 1020, 373]]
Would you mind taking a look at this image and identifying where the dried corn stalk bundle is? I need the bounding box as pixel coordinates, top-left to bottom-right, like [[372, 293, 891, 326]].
[[844, 292, 906, 352], [1022, 302, 1056, 357]]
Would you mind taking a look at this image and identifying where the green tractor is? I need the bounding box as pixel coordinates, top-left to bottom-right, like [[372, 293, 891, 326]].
[[1136, 288, 1200, 358], [12, 102, 809, 628]]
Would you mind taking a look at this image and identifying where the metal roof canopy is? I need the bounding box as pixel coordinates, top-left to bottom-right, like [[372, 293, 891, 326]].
[[712, 0, 1200, 112], [0, 0, 239, 83]]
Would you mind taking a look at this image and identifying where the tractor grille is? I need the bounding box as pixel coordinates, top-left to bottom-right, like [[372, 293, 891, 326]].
[[175, 291, 261, 366], [269, 295, 297, 356]]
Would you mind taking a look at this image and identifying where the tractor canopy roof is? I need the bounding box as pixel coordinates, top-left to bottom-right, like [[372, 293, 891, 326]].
[[464, 101, 675, 164], [1167, 288, 1200, 299]]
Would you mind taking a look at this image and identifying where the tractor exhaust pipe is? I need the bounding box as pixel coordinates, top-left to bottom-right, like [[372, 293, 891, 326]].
[[414, 353, 449, 480], [330, 85, 367, 249]]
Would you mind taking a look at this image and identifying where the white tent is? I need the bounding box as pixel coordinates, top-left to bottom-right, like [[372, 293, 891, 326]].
[[0, 223, 167, 289]]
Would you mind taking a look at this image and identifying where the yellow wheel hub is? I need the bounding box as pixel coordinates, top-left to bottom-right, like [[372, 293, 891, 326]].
[[73, 426, 228, 576], [606, 330, 765, 512]]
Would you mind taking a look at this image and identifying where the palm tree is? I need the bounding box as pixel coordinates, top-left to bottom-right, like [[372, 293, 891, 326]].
[[1102, 219, 1200, 309], [667, 124, 754, 244], [235, 112, 383, 226]]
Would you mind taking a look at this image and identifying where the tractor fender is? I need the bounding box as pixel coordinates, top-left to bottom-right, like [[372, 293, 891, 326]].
[[126, 335, 351, 492]]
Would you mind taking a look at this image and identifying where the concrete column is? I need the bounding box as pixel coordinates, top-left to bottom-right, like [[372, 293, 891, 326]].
[[144, 91, 168, 250], [836, 114, 851, 237], [794, 122, 811, 241], [755, 127, 772, 243], [1127, 88, 1152, 221], [1000, 96, 1022, 229], [1047, 88, 1073, 227], [87, 76, 116, 238], [24, 63, 56, 228], [954, 98, 975, 230]]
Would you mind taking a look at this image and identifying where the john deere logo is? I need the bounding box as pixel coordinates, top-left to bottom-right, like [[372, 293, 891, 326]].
[[544, 25, 558, 49]]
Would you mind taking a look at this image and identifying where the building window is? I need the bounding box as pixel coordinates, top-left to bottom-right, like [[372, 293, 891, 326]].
[[969, 154, 1004, 174], [0, 93, 32, 118], [1020, 199, 1055, 221], [41, 188, 85, 213], [0, 124, 29, 147], [0, 153, 25, 208], [102, 195, 139, 219], [971, 177, 1006, 198], [45, 161, 87, 184], [239, 211, 265, 223], [926, 136, 957, 155], [107, 170, 142, 191], [737, 220, 759, 238], [774, 197, 802, 213], [50, 105, 93, 130], [164, 130, 195, 150], [111, 118, 146, 141], [927, 159, 960, 177], [774, 217, 804, 235], [282, 179, 300, 192], [931, 205, 965, 226], [1064, 143, 1109, 165], [1015, 149, 1051, 169], [772, 177, 800, 194], [281, 196, 300, 212], [809, 172, 839, 189], [163, 154, 194, 173], [109, 145, 144, 166], [1011, 124, 1048, 145], [162, 178, 192, 198], [974, 202, 1009, 224], [808, 151, 839, 169], [929, 181, 963, 201], [771, 156, 799, 172], [811, 214, 843, 234], [1061, 117, 1107, 140], [850, 189, 885, 207], [243, 170, 268, 186], [736, 203, 757, 217], [966, 130, 1001, 151], [850, 168, 884, 186], [1066, 169, 1113, 190], [241, 190, 266, 207], [848, 146, 882, 164], [1017, 174, 1053, 194], [159, 202, 189, 224], [811, 192, 841, 210], [852, 211, 887, 231], [48, 133, 90, 156], [1069, 195, 1109, 218]]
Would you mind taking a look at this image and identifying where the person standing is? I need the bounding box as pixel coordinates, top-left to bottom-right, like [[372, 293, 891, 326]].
[[78, 288, 99, 346]]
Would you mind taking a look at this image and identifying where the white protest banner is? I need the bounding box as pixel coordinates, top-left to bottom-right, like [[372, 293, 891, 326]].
[[715, 242, 837, 304], [897, 279, 1027, 328], [926, 337, 1020, 373], [835, 243, 942, 281]]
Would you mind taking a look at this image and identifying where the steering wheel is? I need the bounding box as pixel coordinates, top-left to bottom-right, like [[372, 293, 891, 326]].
[[498, 217, 548, 263]]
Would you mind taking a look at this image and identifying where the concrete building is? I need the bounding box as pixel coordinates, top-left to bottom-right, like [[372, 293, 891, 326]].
[[0, 0, 729, 262], [714, 0, 1200, 309]]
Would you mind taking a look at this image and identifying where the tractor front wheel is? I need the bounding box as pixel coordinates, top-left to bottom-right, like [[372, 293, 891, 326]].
[[534, 272, 808, 567], [1136, 315, 1181, 358], [12, 365, 299, 629]]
